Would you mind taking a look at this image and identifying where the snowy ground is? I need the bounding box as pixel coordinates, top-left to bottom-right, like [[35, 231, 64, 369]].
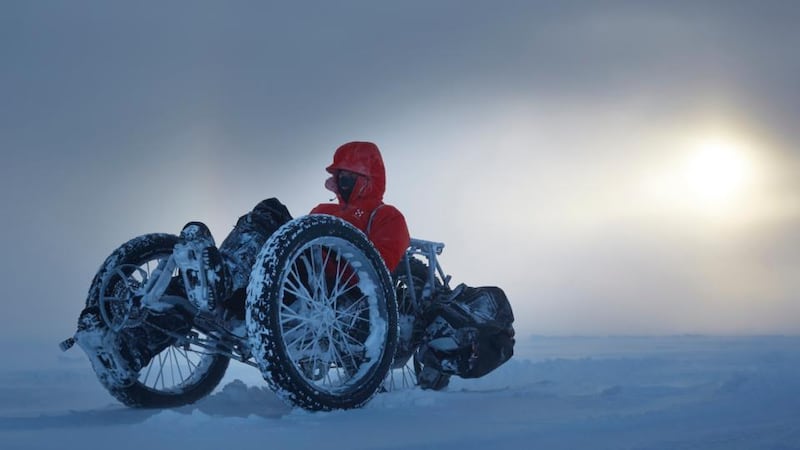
[[1, 335, 798, 450]]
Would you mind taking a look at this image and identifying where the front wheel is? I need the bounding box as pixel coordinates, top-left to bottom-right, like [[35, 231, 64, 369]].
[[82, 233, 229, 408], [247, 215, 398, 411]]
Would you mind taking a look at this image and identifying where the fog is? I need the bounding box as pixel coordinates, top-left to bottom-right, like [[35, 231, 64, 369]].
[[1, 1, 798, 345]]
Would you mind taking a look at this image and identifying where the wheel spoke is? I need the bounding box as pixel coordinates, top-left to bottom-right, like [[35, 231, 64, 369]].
[[330, 252, 344, 301], [176, 347, 197, 371], [328, 331, 344, 369], [299, 334, 321, 377], [300, 329, 321, 357], [153, 352, 165, 389], [142, 356, 155, 385], [331, 328, 360, 377], [280, 312, 302, 330], [171, 346, 184, 381], [309, 246, 324, 298], [338, 332, 366, 353], [285, 334, 309, 354], [323, 360, 334, 386], [317, 245, 334, 298], [337, 306, 370, 324], [331, 269, 359, 299], [282, 285, 315, 306], [286, 268, 315, 303], [331, 320, 366, 352], [280, 301, 308, 319], [287, 325, 319, 360], [283, 323, 311, 343], [337, 295, 368, 320], [169, 348, 176, 387], [114, 267, 130, 283], [298, 253, 317, 297]]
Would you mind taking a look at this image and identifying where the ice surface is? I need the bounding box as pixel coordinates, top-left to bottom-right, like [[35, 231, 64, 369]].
[[1, 335, 798, 449]]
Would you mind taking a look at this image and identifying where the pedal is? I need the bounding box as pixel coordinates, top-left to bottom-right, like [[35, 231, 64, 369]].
[[59, 337, 76, 352], [174, 221, 220, 312], [202, 246, 226, 310]]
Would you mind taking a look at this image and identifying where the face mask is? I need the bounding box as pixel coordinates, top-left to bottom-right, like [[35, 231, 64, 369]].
[[337, 172, 358, 202]]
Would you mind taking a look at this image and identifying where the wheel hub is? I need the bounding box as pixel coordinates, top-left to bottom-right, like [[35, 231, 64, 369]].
[[320, 306, 336, 324]]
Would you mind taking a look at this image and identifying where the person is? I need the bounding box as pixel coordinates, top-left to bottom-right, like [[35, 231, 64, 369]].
[[75, 141, 410, 376], [310, 141, 410, 273], [198, 140, 410, 324], [191, 141, 410, 321]]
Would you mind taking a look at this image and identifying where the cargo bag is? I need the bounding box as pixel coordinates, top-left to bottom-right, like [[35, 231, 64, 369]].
[[418, 284, 515, 386]]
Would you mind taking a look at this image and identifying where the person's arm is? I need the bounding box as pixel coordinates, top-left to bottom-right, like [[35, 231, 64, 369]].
[[367, 206, 410, 272]]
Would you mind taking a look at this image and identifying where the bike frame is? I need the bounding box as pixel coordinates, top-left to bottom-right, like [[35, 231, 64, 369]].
[[139, 236, 452, 315], [92, 235, 452, 367], [397, 238, 452, 313], [123, 254, 257, 364]]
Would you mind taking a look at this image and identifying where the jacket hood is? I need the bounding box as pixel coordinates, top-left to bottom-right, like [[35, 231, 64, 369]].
[[324, 141, 386, 204]]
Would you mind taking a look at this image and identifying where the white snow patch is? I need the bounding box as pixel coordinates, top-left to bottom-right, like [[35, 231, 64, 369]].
[[4, 336, 799, 449]]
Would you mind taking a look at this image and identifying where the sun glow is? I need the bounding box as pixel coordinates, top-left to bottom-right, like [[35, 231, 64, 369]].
[[684, 136, 752, 206], [638, 127, 767, 224]]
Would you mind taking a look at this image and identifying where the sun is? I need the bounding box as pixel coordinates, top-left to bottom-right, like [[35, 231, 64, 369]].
[[637, 125, 768, 225], [683, 136, 752, 206]]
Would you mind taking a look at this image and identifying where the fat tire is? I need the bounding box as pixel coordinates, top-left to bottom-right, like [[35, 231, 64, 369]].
[[247, 215, 398, 411], [86, 233, 229, 408]]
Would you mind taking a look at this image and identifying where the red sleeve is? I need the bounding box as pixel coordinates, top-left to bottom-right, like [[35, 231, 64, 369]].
[[310, 203, 338, 215], [367, 205, 410, 272]]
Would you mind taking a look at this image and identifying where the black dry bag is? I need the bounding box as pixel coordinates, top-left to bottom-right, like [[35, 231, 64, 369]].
[[419, 284, 515, 379]]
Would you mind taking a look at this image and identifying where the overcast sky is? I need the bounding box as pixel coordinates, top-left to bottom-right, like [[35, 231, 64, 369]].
[[2, 1, 798, 344]]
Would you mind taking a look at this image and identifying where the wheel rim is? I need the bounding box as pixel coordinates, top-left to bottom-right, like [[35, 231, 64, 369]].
[[277, 236, 390, 395]]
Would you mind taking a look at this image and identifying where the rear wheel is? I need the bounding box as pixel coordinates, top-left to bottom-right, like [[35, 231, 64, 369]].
[[247, 215, 398, 411], [381, 258, 430, 391], [385, 257, 450, 391], [84, 234, 229, 408]]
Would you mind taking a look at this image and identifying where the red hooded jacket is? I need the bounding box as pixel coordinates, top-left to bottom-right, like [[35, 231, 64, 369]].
[[310, 142, 410, 272]]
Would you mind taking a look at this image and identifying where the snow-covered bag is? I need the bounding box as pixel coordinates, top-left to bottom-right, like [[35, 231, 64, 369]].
[[419, 284, 515, 379]]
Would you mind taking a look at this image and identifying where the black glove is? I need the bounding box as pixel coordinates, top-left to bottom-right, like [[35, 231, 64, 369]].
[[253, 197, 293, 226]]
